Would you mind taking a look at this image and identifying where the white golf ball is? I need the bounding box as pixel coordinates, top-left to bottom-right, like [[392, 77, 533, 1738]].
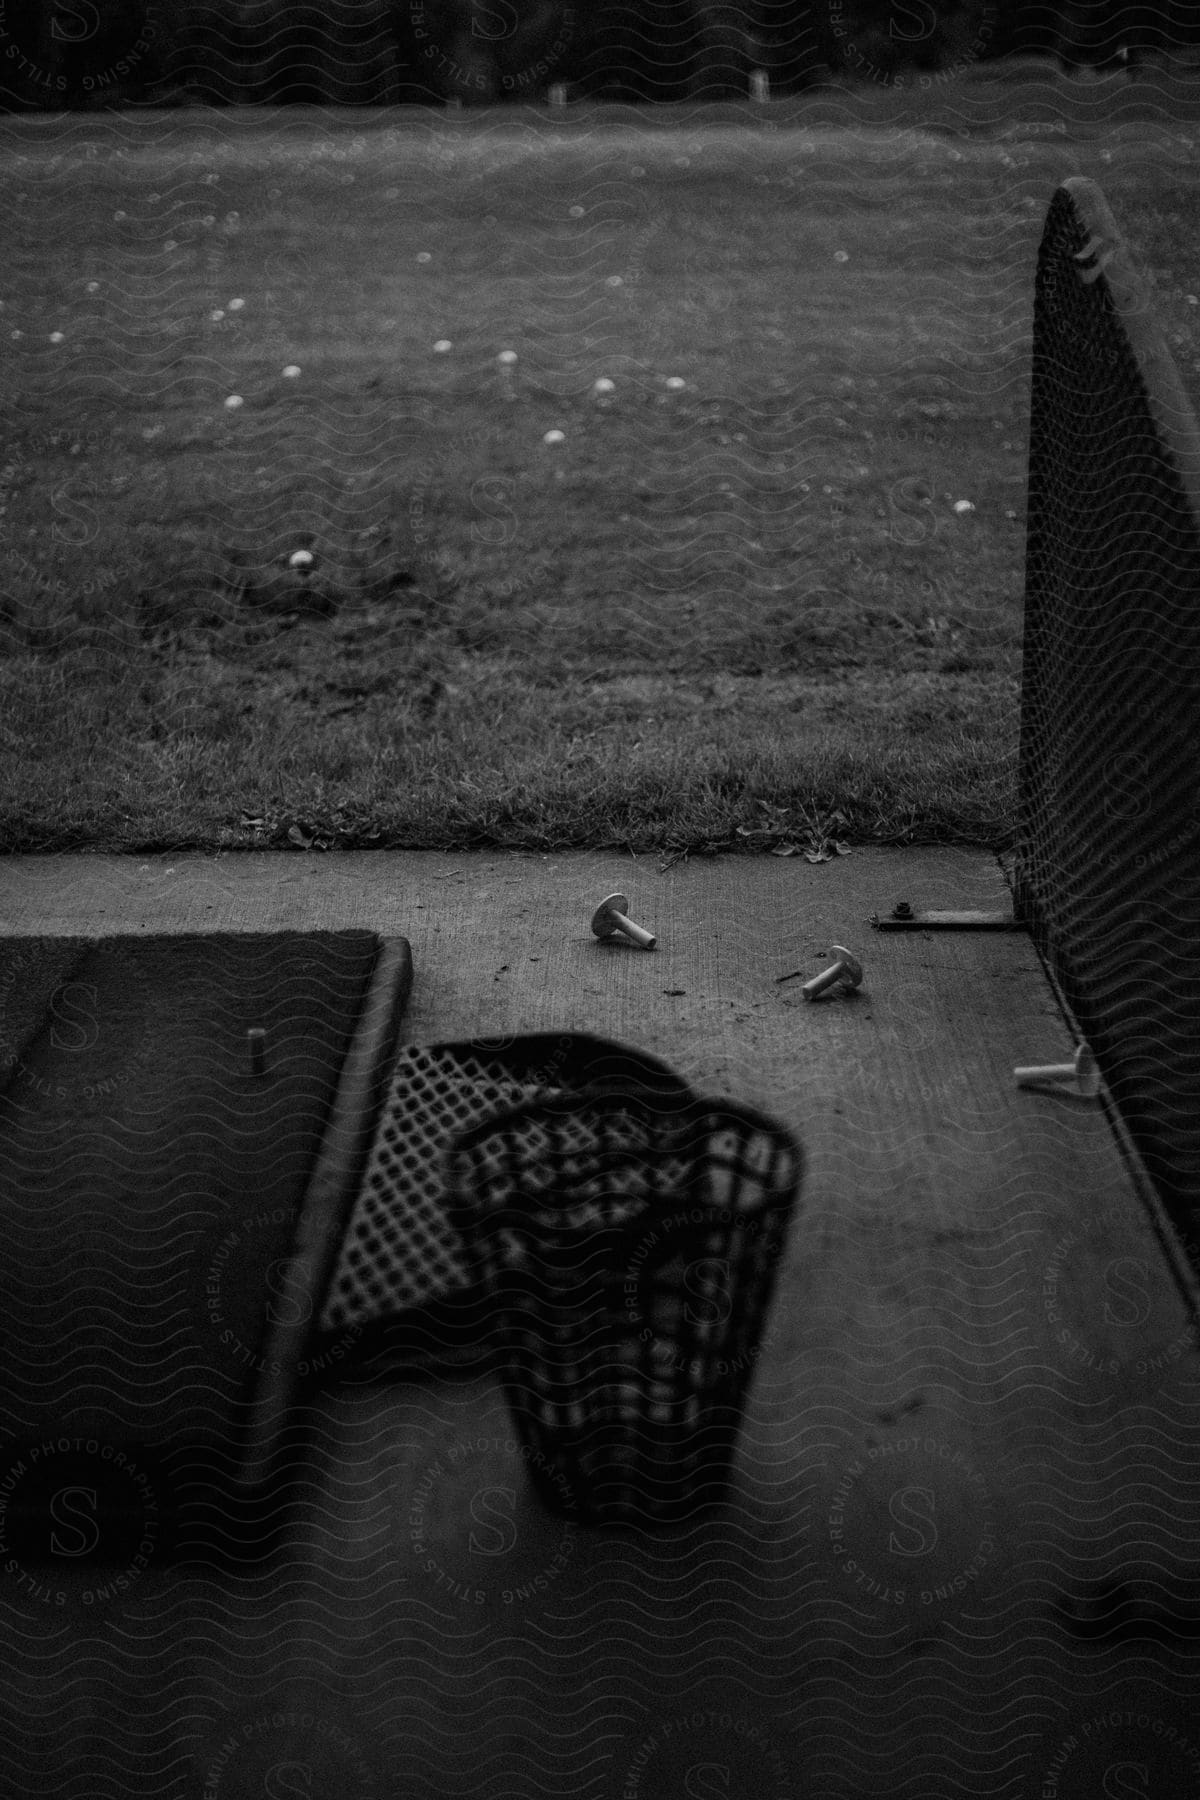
[[498, 350, 518, 365], [543, 429, 566, 445], [49, 331, 64, 344], [289, 550, 314, 571], [224, 394, 243, 410], [282, 365, 301, 378], [228, 297, 245, 311], [665, 376, 686, 390], [433, 339, 452, 353], [593, 377, 615, 395]]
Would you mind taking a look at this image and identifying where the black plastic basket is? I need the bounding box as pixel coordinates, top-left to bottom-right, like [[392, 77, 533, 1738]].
[[316, 1033, 695, 1346], [446, 1087, 803, 1527]]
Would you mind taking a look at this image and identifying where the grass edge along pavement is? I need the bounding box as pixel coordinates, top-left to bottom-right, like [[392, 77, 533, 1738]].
[[2, 678, 1017, 860]]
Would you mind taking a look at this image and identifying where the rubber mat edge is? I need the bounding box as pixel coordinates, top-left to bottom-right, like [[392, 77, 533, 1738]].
[[234, 934, 414, 1487]]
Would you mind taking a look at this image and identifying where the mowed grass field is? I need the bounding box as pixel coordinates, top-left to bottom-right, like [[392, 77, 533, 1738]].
[[2, 83, 1199, 856]]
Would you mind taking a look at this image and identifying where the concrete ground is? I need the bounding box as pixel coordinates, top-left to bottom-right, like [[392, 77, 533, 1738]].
[[2, 844, 1199, 1797]]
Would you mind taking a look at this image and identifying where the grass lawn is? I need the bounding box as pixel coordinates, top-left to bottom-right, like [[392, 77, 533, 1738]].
[[2, 79, 1199, 857]]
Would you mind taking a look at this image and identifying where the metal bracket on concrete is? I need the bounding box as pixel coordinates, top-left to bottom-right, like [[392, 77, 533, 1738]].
[[871, 903, 1024, 931]]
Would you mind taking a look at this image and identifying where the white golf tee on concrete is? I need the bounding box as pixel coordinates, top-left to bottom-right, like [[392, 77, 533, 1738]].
[[591, 893, 656, 950], [1014, 1043, 1099, 1097], [801, 946, 863, 1000]]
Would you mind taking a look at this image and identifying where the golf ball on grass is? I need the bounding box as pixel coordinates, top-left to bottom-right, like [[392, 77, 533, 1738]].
[[289, 551, 314, 573]]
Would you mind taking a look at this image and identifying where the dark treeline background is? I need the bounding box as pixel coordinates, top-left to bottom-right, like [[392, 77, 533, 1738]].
[[0, 1, 1197, 109]]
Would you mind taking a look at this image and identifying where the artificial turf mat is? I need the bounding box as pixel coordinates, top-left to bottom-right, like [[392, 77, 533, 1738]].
[[0, 930, 412, 1563]]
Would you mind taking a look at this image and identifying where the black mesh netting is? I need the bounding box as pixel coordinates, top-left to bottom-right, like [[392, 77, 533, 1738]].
[[1015, 177, 1200, 1243]]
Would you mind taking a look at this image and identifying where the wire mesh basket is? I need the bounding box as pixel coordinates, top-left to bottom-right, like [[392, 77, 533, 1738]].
[[446, 1087, 804, 1527], [316, 1034, 694, 1341]]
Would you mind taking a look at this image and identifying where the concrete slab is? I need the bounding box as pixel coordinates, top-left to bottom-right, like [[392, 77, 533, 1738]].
[[0, 843, 1052, 1107], [1, 845, 1198, 1793]]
